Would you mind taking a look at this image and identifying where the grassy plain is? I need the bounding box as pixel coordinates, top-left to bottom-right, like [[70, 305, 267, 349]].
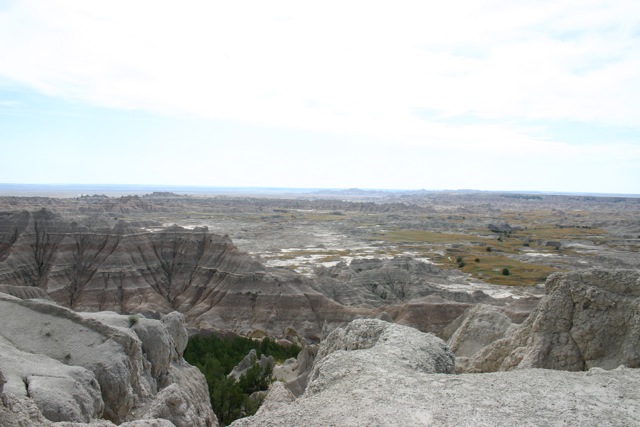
[[370, 222, 607, 286]]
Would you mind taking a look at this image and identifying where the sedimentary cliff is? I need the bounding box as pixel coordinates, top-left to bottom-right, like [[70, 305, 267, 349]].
[[0, 209, 516, 340]]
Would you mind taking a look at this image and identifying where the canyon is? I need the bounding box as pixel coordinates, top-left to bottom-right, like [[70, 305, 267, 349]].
[[0, 188, 639, 425]]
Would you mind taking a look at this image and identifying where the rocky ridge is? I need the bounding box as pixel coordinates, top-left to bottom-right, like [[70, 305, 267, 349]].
[[232, 316, 640, 426], [234, 269, 640, 425]]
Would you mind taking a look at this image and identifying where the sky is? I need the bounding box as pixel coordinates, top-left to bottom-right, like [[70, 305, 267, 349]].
[[1, 0, 639, 194]]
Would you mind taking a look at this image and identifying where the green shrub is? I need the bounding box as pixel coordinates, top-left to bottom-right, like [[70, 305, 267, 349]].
[[184, 334, 300, 425], [128, 315, 139, 327], [502, 267, 510, 276]]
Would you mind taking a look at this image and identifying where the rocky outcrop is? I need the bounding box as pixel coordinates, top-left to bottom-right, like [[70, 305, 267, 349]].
[[227, 350, 274, 381], [445, 304, 515, 372], [250, 381, 295, 417], [161, 312, 189, 359], [309, 256, 539, 337], [273, 344, 318, 397], [0, 284, 50, 300], [312, 256, 491, 307], [140, 364, 215, 427], [0, 337, 103, 422], [305, 319, 455, 398], [0, 291, 217, 426], [466, 269, 640, 372], [232, 318, 640, 426]]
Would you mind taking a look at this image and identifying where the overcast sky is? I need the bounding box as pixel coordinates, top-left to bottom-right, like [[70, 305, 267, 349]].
[[1, 0, 639, 193]]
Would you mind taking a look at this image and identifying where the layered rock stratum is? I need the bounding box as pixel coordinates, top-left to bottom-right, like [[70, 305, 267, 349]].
[[0, 289, 217, 426], [0, 210, 529, 340], [0, 210, 365, 340]]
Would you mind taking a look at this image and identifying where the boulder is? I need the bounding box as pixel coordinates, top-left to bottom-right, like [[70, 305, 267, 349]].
[[446, 304, 514, 372], [466, 269, 640, 372]]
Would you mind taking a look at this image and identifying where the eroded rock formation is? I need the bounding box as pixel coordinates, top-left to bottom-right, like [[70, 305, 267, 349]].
[[0, 290, 217, 426], [0, 210, 525, 340], [465, 269, 640, 372], [227, 349, 274, 381], [232, 318, 640, 426], [444, 304, 515, 372], [0, 210, 371, 339]]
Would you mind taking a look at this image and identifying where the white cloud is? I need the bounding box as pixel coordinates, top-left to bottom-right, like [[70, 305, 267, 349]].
[[1, 0, 639, 159]]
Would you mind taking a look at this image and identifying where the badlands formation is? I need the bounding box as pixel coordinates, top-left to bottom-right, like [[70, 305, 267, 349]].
[[0, 288, 216, 426], [1, 190, 639, 425], [0, 209, 536, 340]]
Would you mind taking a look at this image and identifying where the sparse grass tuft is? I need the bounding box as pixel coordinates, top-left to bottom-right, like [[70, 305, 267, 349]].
[[128, 315, 139, 327]]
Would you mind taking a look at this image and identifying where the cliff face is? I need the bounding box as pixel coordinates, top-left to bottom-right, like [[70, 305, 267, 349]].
[[0, 211, 377, 339], [0, 210, 495, 339], [465, 269, 640, 372], [0, 210, 260, 310]]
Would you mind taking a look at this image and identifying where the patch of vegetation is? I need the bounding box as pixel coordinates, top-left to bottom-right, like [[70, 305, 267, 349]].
[[459, 254, 557, 286], [303, 212, 348, 221], [184, 334, 301, 426], [128, 315, 139, 327], [372, 229, 483, 244]]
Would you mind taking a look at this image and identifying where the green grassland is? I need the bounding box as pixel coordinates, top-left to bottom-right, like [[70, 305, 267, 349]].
[[370, 224, 607, 286]]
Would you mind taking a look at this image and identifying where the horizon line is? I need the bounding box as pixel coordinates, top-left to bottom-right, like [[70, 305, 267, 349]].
[[0, 183, 639, 198]]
